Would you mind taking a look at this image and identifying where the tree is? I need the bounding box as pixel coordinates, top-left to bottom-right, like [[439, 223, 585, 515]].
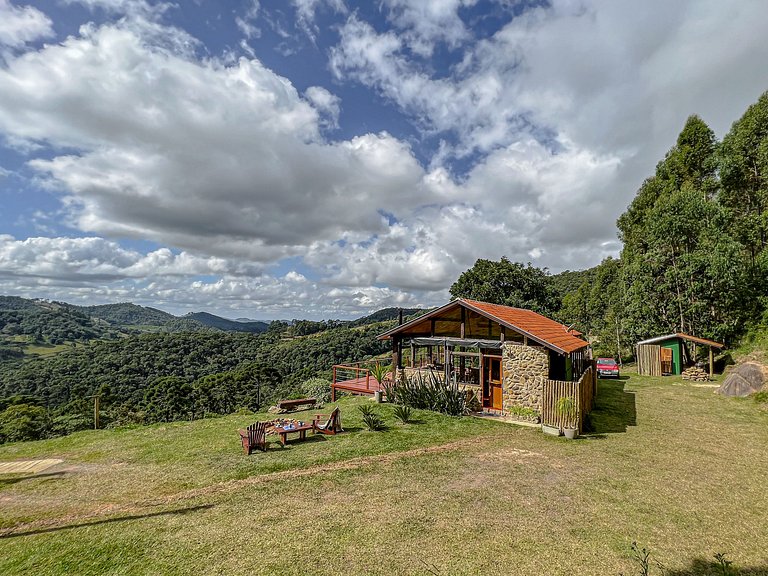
[[719, 90, 768, 301], [449, 257, 560, 316], [617, 115, 753, 344], [143, 376, 194, 423], [0, 404, 49, 442]]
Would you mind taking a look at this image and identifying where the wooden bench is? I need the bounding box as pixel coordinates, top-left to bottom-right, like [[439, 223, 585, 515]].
[[276, 398, 317, 411]]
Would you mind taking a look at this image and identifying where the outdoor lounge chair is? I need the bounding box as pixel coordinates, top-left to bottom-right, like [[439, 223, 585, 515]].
[[238, 421, 268, 454], [312, 407, 342, 435]]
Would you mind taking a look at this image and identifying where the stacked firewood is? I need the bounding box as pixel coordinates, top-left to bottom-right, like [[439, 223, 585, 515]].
[[681, 367, 710, 381]]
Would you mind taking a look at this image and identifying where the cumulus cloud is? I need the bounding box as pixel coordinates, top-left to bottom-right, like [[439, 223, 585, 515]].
[[0, 21, 428, 261], [305, 86, 341, 128], [2, 0, 768, 317], [0, 235, 432, 318], [0, 235, 262, 281], [0, 0, 53, 48]]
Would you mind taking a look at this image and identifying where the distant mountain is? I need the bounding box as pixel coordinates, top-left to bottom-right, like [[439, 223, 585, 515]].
[[184, 312, 268, 333], [77, 303, 176, 326]]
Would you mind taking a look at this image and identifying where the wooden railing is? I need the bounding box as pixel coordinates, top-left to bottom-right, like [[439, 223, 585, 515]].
[[541, 366, 597, 433], [332, 364, 373, 390]]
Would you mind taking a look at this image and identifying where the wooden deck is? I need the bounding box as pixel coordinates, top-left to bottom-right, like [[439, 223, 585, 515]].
[[332, 364, 385, 401]]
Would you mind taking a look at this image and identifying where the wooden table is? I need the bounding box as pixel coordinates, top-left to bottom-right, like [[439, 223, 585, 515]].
[[273, 424, 314, 446]]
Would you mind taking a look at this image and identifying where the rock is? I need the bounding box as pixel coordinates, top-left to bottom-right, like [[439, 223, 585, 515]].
[[717, 362, 767, 397]]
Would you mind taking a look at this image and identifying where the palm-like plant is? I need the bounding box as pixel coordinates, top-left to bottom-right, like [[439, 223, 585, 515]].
[[369, 361, 392, 385]]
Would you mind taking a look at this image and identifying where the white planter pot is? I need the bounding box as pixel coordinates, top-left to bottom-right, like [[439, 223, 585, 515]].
[[542, 424, 561, 436]]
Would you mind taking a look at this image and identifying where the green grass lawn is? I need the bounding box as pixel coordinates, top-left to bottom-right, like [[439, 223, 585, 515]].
[[1, 374, 767, 575]]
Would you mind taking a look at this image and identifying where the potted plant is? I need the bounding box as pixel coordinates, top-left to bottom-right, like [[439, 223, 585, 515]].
[[555, 396, 578, 439], [369, 362, 392, 403]]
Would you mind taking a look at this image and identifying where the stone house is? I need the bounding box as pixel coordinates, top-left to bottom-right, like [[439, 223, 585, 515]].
[[377, 298, 591, 415]]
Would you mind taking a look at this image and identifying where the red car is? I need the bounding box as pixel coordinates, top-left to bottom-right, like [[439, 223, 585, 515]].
[[596, 358, 620, 378]]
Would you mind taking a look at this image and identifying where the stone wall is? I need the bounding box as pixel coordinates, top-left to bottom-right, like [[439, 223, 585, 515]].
[[502, 343, 549, 413]]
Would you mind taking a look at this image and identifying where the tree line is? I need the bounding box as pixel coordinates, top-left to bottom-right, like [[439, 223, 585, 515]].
[[453, 91, 768, 359], [0, 321, 391, 443]]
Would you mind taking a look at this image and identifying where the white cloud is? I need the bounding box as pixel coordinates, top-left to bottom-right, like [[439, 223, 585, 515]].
[[2, 0, 768, 318], [235, 0, 260, 40], [0, 0, 53, 48], [0, 22, 428, 262], [381, 0, 475, 57], [0, 235, 261, 280], [0, 235, 432, 318], [292, 0, 346, 41], [329, 0, 768, 273], [304, 86, 341, 128]]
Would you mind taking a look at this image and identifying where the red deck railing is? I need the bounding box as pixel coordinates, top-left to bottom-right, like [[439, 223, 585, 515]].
[[331, 362, 388, 401]]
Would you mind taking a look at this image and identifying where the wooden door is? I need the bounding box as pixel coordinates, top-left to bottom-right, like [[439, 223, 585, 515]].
[[660, 347, 673, 375], [484, 356, 503, 410]]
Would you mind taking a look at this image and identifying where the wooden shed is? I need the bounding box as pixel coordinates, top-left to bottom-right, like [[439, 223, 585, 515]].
[[636, 333, 724, 377]]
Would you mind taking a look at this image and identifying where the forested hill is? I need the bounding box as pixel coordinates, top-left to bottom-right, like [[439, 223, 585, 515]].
[[183, 312, 268, 333], [76, 303, 178, 326], [0, 321, 391, 430], [0, 297, 116, 345]]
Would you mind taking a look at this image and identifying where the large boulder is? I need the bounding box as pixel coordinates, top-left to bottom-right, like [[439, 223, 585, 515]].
[[717, 362, 767, 397]]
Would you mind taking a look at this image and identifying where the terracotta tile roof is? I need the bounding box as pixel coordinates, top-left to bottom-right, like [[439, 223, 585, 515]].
[[460, 299, 588, 354], [378, 298, 589, 355]]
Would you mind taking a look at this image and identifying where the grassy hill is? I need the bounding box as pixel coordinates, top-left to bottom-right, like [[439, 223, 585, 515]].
[[1, 373, 767, 575]]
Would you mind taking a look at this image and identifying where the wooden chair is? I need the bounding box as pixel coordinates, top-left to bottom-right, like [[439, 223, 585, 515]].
[[238, 421, 268, 454], [312, 407, 342, 435]]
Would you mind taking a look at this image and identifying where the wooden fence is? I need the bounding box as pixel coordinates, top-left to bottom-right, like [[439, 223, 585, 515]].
[[636, 344, 661, 376], [541, 366, 597, 433]]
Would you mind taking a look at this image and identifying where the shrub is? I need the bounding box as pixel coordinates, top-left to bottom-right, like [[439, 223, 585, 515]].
[[392, 404, 412, 424], [752, 391, 768, 404], [301, 377, 332, 404], [50, 413, 92, 436], [0, 403, 49, 443], [358, 404, 385, 431], [555, 396, 577, 429], [508, 405, 540, 423], [384, 370, 466, 416]]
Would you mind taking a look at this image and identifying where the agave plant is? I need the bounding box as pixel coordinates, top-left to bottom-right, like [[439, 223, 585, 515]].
[[385, 370, 466, 416], [392, 404, 412, 424], [369, 362, 392, 386], [358, 404, 385, 431]]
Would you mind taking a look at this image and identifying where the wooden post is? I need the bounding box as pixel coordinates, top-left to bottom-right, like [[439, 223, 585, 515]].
[[93, 395, 100, 430], [460, 307, 465, 339], [709, 346, 714, 378]]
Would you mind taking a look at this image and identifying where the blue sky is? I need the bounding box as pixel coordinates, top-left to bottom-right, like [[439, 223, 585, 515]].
[[1, 0, 767, 320]]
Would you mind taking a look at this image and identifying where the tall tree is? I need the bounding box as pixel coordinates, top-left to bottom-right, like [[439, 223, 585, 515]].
[[719, 91, 768, 293], [617, 115, 748, 343], [449, 257, 560, 316]]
